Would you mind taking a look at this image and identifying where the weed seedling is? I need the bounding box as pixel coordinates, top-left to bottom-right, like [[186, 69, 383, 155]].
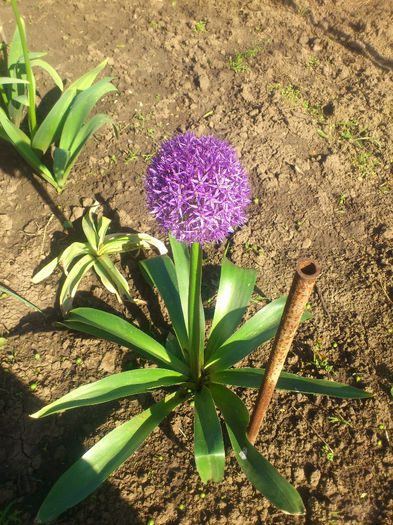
[[194, 20, 207, 32], [353, 151, 380, 178], [321, 444, 334, 461], [228, 48, 259, 73], [328, 414, 352, 427]]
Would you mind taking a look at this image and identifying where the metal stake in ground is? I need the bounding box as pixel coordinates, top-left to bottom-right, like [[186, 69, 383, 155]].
[[247, 257, 321, 445]]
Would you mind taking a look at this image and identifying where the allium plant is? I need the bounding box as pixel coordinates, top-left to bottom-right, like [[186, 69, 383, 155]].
[[32, 134, 371, 523], [32, 204, 167, 315], [0, 0, 115, 192]]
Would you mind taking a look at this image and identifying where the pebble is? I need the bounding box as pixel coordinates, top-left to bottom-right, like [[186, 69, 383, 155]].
[[309, 469, 321, 488], [302, 238, 312, 249], [0, 214, 13, 232], [100, 350, 117, 373]]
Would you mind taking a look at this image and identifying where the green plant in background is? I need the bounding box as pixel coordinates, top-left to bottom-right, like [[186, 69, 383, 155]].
[[32, 204, 167, 314], [32, 134, 371, 523], [0, 0, 116, 192]]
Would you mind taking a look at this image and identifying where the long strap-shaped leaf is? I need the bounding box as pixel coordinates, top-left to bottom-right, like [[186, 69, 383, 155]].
[[188, 243, 205, 380], [210, 384, 305, 515], [59, 254, 95, 314], [205, 296, 311, 372], [169, 235, 190, 328], [35, 392, 185, 524], [194, 386, 225, 482], [62, 308, 190, 375], [0, 108, 57, 188], [59, 78, 116, 151], [211, 368, 372, 399], [31, 368, 187, 418], [68, 59, 108, 91], [206, 257, 256, 357], [140, 255, 188, 353], [31, 88, 76, 153], [93, 255, 131, 302]]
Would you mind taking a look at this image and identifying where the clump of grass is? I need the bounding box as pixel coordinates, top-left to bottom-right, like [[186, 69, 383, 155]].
[[228, 48, 259, 73], [269, 82, 325, 121], [353, 151, 380, 178]]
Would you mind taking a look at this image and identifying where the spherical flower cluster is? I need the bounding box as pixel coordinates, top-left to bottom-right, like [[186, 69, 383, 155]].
[[145, 132, 251, 244]]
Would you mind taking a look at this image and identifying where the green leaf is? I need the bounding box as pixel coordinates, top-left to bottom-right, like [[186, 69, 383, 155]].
[[69, 113, 112, 157], [211, 384, 305, 515], [194, 386, 225, 482], [57, 114, 112, 188], [188, 243, 205, 380], [59, 242, 90, 274], [62, 308, 190, 375], [53, 147, 70, 189], [0, 283, 45, 316], [30, 59, 63, 91], [32, 88, 76, 153], [35, 392, 185, 523], [97, 216, 111, 246], [31, 257, 59, 283], [211, 368, 373, 399], [102, 233, 167, 256], [59, 78, 116, 152], [206, 258, 256, 357], [165, 331, 186, 363], [140, 255, 188, 354], [0, 77, 29, 85], [0, 108, 57, 189], [93, 255, 130, 302], [82, 207, 99, 250], [31, 368, 187, 418], [206, 296, 311, 372], [169, 235, 190, 328], [68, 59, 108, 91], [59, 254, 95, 314]]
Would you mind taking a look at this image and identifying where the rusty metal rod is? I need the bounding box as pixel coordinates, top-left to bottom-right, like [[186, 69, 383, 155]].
[[247, 257, 321, 445]]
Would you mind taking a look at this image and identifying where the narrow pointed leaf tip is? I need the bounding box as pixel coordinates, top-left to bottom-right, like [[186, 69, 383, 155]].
[[35, 392, 185, 523]]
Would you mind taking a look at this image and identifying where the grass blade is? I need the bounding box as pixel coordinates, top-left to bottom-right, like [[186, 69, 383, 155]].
[[211, 368, 372, 399], [211, 384, 305, 515], [194, 386, 225, 482], [206, 257, 256, 357], [35, 392, 185, 523], [31, 368, 187, 418]]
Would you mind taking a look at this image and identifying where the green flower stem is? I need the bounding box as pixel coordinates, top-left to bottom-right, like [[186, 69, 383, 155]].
[[10, 0, 36, 134], [188, 242, 203, 382]]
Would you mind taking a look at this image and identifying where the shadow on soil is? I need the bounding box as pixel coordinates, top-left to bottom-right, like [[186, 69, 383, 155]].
[[0, 365, 149, 524]]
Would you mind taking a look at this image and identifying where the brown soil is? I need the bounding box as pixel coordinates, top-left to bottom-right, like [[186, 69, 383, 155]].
[[1, 1, 392, 524]]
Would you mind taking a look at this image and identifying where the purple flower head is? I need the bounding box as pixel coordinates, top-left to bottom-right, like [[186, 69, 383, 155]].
[[145, 132, 251, 244]]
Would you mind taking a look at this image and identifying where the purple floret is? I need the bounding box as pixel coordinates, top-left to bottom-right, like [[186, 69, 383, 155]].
[[145, 132, 251, 244]]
